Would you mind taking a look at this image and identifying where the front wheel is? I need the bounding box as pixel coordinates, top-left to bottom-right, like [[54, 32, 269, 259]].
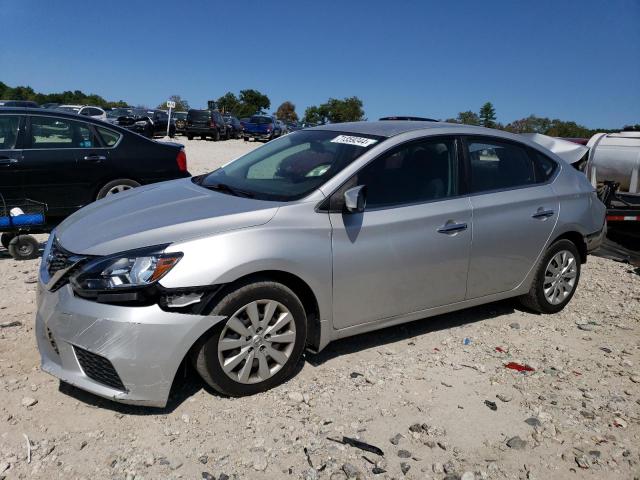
[[519, 239, 581, 313], [192, 280, 307, 396]]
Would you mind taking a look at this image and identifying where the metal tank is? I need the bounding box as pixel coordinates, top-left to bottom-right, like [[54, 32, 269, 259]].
[[586, 132, 640, 194]]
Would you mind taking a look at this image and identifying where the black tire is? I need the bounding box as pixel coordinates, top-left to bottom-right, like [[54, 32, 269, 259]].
[[187, 134, 193, 140], [191, 279, 307, 397], [213, 129, 220, 142], [201, 135, 207, 140], [1, 232, 16, 249], [8, 235, 40, 260], [96, 179, 141, 200], [519, 239, 581, 314]]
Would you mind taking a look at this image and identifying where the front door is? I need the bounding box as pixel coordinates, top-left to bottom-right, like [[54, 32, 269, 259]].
[[330, 136, 472, 329], [21, 115, 101, 220], [463, 136, 559, 298]]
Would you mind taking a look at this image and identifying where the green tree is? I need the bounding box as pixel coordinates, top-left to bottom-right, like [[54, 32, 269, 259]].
[[504, 115, 551, 134], [157, 95, 190, 111], [216, 92, 240, 114], [276, 101, 298, 122], [457, 110, 481, 125], [479, 102, 497, 128], [303, 96, 365, 124], [237, 89, 270, 118]]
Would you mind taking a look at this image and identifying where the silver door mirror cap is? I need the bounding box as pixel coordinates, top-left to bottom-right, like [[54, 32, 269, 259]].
[[344, 185, 366, 213]]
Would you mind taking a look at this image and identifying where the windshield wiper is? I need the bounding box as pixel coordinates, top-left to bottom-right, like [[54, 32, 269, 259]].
[[206, 182, 255, 198]]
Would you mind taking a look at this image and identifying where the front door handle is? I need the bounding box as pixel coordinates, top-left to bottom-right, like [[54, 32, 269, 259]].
[[82, 154, 106, 162], [437, 222, 468, 234], [532, 208, 555, 219], [0, 157, 19, 166]]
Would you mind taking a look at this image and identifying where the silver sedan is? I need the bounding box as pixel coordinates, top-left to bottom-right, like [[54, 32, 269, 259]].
[[36, 121, 606, 406]]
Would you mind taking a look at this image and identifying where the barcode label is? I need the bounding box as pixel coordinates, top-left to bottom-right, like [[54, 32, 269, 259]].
[[330, 135, 378, 147]]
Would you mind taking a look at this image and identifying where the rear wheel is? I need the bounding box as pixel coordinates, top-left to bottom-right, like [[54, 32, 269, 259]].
[[8, 235, 39, 260], [519, 239, 581, 313], [96, 179, 141, 200], [201, 135, 207, 140], [192, 280, 307, 396], [213, 130, 220, 142], [187, 134, 194, 140], [1, 232, 16, 249]]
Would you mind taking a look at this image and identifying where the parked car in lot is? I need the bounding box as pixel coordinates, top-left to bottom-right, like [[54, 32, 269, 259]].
[[173, 111, 187, 135], [242, 114, 282, 142], [223, 115, 243, 139], [185, 109, 227, 140], [56, 105, 107, 121], [35, 121, 605, 407], [114, 109, 176, 138], [0, 107, 190, 236], [0, 100, 39, 108]]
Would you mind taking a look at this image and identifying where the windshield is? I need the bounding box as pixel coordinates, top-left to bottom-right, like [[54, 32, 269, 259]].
[[188, 110, 211, 120], [249, 116, 272, 124], [174, 112, 187, 120], [196, 130, 383, 201]]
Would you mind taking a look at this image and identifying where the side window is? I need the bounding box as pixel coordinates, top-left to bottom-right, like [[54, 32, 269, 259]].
[[530, 149, 557, 182], [0, 115, 20, 149], [96, 126, 122, 147], [87, 108, 101, 116], [356, 138, 458, 209], [29, 116, 96, 149], [467, 138, 535, 193]]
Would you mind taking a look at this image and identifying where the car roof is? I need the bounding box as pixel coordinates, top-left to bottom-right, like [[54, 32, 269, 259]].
[[0, 107, 134, 133], [309, 120, 520, 139]]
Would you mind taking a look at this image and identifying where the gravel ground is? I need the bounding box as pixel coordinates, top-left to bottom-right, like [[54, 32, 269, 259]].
[[1, 137, 639, 480]]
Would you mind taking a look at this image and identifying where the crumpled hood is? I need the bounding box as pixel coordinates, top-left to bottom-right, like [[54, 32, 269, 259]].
[[56, 178, 280, 256]]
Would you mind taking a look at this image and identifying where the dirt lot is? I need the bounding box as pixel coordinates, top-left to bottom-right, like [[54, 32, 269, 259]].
[[1, 137, 639, 480]]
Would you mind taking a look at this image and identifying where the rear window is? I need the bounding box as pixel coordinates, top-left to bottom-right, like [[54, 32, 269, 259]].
[[188, 110, 211, 120], [249, 116, 272, 124], [96, 126, 121, 147]]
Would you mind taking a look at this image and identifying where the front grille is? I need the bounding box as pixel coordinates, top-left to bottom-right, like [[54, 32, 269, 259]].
[[46, 239, 88, 291], [47, 240, 73, 276], [74, 346, 126, 391]]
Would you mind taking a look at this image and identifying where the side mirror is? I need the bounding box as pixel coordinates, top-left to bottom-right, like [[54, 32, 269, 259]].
[[344, 185, 366, 213]]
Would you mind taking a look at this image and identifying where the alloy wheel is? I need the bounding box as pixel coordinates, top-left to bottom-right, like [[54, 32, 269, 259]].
[[217, 300, 297, 384], [543, 250, 577, 305]]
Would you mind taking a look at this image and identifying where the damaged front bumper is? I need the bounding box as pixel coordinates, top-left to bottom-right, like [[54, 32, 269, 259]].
[[35, 282, 226, 408]]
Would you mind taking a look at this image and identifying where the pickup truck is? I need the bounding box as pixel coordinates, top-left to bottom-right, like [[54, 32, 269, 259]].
[[242, 115, 282, 142]]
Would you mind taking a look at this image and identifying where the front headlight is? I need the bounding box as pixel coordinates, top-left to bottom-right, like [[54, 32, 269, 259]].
[[71, 246, 182, 292]]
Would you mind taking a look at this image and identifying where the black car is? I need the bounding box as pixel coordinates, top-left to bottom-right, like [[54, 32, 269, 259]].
[[186, 109, 227, 141], [114, 108, 176, 138], [223, 115, 243, 139], [0, 107, 190, 250], [0, 100, 39, 108]]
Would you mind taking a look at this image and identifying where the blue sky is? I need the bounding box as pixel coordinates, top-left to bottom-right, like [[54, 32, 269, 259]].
[[2, 0, 638, 128]]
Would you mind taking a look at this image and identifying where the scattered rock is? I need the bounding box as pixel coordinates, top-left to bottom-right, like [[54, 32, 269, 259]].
[[461, 472, 475, 480], [524, 417, 542, 427], [630, 375, 639, 383], [252, 455, 268, 471], [433, 463, 444, 474], [342, 462, 363, 479], [21, 397, 37, 408], [288, 391, 305, 403], [198, 455, 208, 464], [389, 433, 403, 445], [613, 417, 627, 428], [400, 462, 410, 475], [372, 466, 386, 474], [201, 473, 215, 480], [496, 393, 513, 402], [509, 322, 520, 329], [484, 400, 497, 411], [506, 436, 527, 450], [397, 449, 412, 458], [575, 455, 591, 469]]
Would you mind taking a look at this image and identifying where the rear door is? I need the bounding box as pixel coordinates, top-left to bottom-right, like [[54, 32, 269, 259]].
[[0, 113, 24, 204], [21, 114, 103, 219], [464, 136, 559, 298]]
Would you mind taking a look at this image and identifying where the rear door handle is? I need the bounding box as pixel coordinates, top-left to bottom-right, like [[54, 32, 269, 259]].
[[82, 154, 106, 162], [437, 222, 468, 234], [532, 208, 555, 219], [0, 158, 19, 166]]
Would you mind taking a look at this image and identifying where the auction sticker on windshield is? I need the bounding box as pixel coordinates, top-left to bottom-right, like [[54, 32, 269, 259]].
[[330, 135, 378, 147]]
